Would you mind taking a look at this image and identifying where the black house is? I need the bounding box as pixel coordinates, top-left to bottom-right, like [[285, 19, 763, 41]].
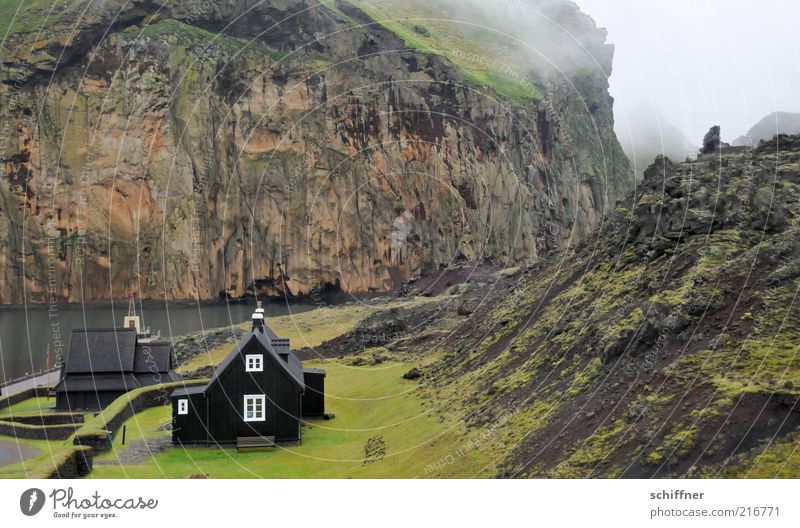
[[54, 328, 180, 411], [171, 304, 326, 445]]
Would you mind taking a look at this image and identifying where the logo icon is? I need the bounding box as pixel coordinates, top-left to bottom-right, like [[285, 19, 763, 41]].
[[20, 488, 45, 516]]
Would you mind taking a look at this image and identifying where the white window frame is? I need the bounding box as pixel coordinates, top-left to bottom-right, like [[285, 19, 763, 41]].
[[178, 399, 188, 415], [245, 354, 264, 372], [243, 394, 266, 422]]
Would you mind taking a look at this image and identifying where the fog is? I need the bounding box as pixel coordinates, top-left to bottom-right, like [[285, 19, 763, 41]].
[[415, 0, 800, 171], [575, 0, 800, 163]]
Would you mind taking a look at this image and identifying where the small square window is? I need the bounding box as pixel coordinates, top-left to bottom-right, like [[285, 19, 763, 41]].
[[243, 395, 266, 422], [246, 354, 264, 372], [178, 399, 188, 415]]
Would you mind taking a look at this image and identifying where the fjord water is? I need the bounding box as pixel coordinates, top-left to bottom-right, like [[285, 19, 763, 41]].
[[0, 301, 314, 384]]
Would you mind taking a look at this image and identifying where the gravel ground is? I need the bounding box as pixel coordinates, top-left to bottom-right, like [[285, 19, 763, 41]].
[[0, 440, 41, 467], [94, 436, 172, 466]]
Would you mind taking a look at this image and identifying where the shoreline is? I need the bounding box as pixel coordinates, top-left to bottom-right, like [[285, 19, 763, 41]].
[[0, 292, 378, 311]]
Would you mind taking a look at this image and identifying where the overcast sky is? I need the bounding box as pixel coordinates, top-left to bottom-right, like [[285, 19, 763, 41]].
[[574, 0, 800, 146]]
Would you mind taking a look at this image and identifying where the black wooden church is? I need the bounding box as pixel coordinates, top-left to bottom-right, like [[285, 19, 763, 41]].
[[54, 304, 180, 411], [170, 303, 327, 445]]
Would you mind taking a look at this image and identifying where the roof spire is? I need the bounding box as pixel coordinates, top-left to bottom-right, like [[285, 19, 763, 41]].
[[252, 300, 265, 332], [123, 291, 143, 335]]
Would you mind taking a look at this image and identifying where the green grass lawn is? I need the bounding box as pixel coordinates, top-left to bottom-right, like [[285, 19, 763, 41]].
[[91, 407, 172, 467], [0, 427, 70, 478], [0, 396, 55, 414], [90, 360, 497, 478], [177, 302, 376, 373], [178, 296, 444, 373], [0, 396, 82, 478]]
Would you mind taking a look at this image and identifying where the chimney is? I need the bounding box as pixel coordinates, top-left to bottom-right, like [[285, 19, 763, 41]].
[[252, 301, 265, 332]]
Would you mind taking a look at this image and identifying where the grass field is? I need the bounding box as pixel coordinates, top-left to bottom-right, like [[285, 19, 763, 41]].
[[0, 396, 55, 414], [2, 295, 496, 479], [0, 396, 70, 478], [177, 302, 375, 373], [178, 297, 442, 373], [91, 359, 497, 478]]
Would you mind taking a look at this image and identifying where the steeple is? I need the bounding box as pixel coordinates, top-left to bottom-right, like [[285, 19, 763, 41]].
[[252, 300, 265, 332], [123, 292, 142, 334]]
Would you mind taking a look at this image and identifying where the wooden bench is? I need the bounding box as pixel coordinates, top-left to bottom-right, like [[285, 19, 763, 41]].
[[236, 436, 276, 452]]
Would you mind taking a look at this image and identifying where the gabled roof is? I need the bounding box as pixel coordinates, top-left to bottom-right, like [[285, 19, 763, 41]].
[[253, 328, 305, 388], [64, 329, 138, 374], [207, 321, 305, 391], [133, 342, 173, 373], [134, 371, 181, 386], [54, 373, 140, 392], [171, 386, 205, 397]]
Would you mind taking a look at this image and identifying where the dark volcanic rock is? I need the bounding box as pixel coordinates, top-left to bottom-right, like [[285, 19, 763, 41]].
[[402, 367, 422, 380], [701, 125, 722, 154], [0, 0, 631, 304]]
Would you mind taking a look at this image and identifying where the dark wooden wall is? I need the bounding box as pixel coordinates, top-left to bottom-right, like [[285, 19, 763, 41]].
[[302, 372, 325, 417], [56, 391, 124, 411], [204, 340, 303, 443], [171, 392, 209, 445]]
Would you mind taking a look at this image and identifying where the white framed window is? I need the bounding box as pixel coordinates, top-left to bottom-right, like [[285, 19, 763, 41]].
[[178, 399, 188, 415], [243, 394, 266, 422], [245, 354, 264, 372]]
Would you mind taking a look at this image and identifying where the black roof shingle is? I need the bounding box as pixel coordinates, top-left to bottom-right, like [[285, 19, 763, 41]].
[[206, 322, 305, 391], [64, 329, 138, 374], [58, 329, 180, 397], [133, 342, 173, 373], [171, 386, 205, 397], [54, 373, 140, 392]]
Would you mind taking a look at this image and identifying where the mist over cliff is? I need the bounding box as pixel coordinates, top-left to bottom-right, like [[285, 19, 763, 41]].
[[0, 0, 631, 303]]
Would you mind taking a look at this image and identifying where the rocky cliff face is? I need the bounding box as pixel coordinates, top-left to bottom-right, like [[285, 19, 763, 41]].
[[0, 0, 631, 303]]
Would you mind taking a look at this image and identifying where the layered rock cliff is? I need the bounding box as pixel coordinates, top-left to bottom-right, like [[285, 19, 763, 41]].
[[0, 0, 631, 303]]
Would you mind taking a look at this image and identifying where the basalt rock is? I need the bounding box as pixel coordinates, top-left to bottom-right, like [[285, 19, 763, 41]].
[[0, 0, 632, 303]]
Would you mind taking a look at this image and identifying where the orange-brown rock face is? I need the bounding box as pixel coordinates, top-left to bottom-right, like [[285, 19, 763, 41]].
[[0, 1, 631, 303]]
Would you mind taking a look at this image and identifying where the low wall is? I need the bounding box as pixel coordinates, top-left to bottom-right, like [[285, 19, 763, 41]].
[[0, 391, 84, 440], [72, 379, 208, 456], [6, 413, 85, 426], [31, 446, 93, 479], [0, 419, 80, 440], [0, 387, 49, 411], [30, 379, 207, 478]]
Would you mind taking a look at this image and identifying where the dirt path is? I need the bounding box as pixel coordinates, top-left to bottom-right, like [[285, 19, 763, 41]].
[[0, 439, 41, 467], [94, 436, 172, 466]]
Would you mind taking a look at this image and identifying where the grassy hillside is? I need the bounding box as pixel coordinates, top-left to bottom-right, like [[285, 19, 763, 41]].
[[303, 135, 800, 478], [341, 0, 540, 104], [415, 136, 800, 478]]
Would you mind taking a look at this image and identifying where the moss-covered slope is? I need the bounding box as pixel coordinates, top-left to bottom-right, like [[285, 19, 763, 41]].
[[326, 135, 800, 477]]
